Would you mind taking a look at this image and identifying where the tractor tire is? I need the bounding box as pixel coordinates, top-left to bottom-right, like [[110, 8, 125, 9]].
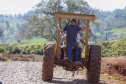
[[87, 45, 101, 84], [44, 42, 54, 50], [42, 44, 55, 81], [79, 47, 82, 60]]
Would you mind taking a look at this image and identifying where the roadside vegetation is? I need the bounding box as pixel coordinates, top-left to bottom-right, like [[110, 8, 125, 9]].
[[101, 37, 126, 56], [0, 43, 44, 55], [0, 37, 126, 57]]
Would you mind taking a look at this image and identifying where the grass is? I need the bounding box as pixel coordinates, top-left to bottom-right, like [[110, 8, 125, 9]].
[[21, 38, 48, 43], [111, 28, 126, 36], [109, 27, 126, 40], [95, 27, 126, 40], [100, 74, 123, 83], [101, 74, 116, 80], [5, 57, 11, 62], [95, 32, 101, 36], [4, 38, 48, 45], [15, 42, 44, 48], [119, 37, 126, 41], [3, 30, 8, 35], [104, 27, 126, 33]]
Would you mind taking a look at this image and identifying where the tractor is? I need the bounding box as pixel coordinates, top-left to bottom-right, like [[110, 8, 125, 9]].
[[42, 12, 101, 84]]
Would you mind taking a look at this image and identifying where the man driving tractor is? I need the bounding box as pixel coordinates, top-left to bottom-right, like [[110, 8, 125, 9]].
[[57, 19, 90, 62], [59, 29, 86, 60]]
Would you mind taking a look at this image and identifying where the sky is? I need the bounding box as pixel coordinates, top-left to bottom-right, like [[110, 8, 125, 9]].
[[85, 0, 126, 11], [0, 0, 126, 15], [0, 0, 41, 15]]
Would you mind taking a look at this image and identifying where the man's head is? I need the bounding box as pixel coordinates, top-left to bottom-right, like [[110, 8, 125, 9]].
[[71, 19, 76, 25]]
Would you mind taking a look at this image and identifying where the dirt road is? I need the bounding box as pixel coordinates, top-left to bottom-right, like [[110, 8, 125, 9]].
[[0, 61, 125, 84]]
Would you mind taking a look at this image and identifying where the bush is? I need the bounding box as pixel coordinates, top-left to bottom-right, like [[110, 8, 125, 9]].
[[0, 46, 4, 53], [0, 43, 44, 55], [101, 40, 126, 57], [11, 46, 21, 54]]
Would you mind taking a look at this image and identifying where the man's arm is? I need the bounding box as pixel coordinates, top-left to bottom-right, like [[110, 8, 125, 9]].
[[79, 39, 86, 45], [57, 24, 64, 33], [81, 25, 90, 31], [62, 34, 66, 40], [77, 33, 86, 45]]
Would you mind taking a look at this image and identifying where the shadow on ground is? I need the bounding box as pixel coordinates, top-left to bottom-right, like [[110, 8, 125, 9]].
[[44, 78, 108, 84]]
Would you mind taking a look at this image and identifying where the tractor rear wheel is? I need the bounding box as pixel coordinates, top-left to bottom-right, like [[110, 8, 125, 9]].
[[44, 42, 54, 50], [42, 43, 55, 81], [87, 45, 101, 84]]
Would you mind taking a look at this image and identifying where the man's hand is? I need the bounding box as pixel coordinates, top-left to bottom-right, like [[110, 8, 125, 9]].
[[57, 24, 60, 30], [81, 25, 90, 31], [62, 36, 66, 40], [57, 24, 64, 33], [57, 24, 59, 28], [57, 24, 61, 31]]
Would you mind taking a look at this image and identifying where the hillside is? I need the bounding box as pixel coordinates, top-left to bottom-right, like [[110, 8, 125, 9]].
[[110, 27, 126, 40], [0, 14, 28, 44], [95, 27, 126, 41]]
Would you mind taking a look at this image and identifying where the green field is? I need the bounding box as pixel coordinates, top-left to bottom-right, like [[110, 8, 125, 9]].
[[5, 38, 49, 44], [21, 38, 48, 43], [109, 27, 126, 40], [95, 32, 101, 36], [111, 27, 126, 36], [95, 27, 126, 40], [95, 27, 126, 36], [104, 27, 126, 33]]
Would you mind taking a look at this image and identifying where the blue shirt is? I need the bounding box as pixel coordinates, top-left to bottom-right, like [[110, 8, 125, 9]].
[[63, 25, 81, 44]]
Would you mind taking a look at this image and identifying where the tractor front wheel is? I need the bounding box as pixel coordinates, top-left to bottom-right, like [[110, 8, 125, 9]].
[[42, 44, 55, 81]]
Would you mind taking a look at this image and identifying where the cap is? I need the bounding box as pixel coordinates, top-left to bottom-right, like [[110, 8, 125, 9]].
[[71, 19, 76, 23]]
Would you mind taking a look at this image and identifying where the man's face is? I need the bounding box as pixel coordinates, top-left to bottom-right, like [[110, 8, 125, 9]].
[[71, 22, 76, 25]]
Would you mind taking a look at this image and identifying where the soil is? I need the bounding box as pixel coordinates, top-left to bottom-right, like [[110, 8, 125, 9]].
[[0, 53, 42, 62], [101, 56, 126, 82], [0, 53, 126, 84]]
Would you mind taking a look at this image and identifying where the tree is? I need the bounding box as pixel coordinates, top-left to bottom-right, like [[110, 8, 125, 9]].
[[16, 22, 20, 29], [6, 21, 9, 29], [19, 0, 95, 40], [0, 28, 3, 37], [18, 23, 34, 40], [104, 9, 126, 29], [0, 14, 4, 20]]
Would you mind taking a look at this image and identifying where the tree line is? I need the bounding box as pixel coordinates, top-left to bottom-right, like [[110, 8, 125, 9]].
[[98, 8, 126, 31], [0, 12, 32, 43], [0, 13, 31, 20]]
